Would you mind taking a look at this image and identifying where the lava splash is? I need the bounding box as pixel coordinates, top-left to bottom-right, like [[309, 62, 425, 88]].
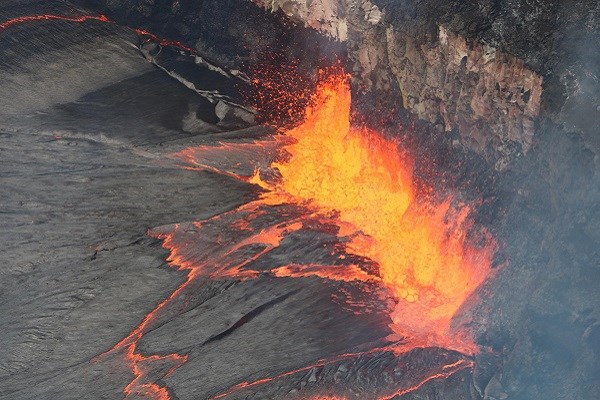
[[152, 68, 496, 399], [1, 6, 497, 399], [89, 66, 496, 399], [258, 71, 495, 348]]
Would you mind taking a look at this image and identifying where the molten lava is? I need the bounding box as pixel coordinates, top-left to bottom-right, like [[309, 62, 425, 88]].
[[4, 9, 496, 396], [0, 14, 110, 30], [159, 68, 495, 398], [264, 72, 494, 346], [0, 13, 199, 56]]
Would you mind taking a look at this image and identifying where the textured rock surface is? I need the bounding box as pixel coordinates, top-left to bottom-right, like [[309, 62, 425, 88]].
[[384, 26, 542, 168], [254, 0, 598, 169], [76, 0, 343, 72], [0, 3, 255, 397], [1, 1, 599, 400]]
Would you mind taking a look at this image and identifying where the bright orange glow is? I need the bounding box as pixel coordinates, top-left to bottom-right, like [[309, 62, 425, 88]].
[[0, 14, 109, 30], [3, 10, 495, 398], [272, 263, 380, 283], [0, 14, 198, 55], [265, 72, 494, 346], [93, 62, 494, 397]]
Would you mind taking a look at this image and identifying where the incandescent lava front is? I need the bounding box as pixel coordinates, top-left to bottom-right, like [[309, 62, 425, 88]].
[[107, 67, 497, 399]]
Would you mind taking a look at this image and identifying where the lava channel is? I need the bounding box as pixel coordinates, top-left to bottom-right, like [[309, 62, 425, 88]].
[[2, 11, 497, 397], [135, 68, 497, 398], [0, 13, 200, 55]]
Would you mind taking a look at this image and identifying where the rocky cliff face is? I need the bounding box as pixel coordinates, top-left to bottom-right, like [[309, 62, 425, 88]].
[[253, 0, 598, 169], [79, 0, 598, 169]]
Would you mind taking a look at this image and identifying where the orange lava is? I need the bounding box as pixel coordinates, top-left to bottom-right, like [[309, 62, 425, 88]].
[[0, 10, 493, 400], [207, 342, 473, 400], [94, 64, 493, 398], [149, 67, 496, 399], [272, 263, 380, 283], [134, 28, 198, 54], [0, 13, 198, 56], [261, 71, 495, 349], [206, 345, 398, 400], [0, 14, 109, 30], [122, 343, 187, 400], [379, 358, 474, 400]]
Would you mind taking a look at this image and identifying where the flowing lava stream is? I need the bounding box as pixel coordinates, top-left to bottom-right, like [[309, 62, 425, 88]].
[[1, 12, 495, 399], [164, 70, 495, 399], [0, 13, 199, 54], [262, 72, 495, 347], [0, 14, 110, 30]]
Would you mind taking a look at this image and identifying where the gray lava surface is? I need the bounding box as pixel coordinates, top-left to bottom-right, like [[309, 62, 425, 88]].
[[2, 1, 599, 400]]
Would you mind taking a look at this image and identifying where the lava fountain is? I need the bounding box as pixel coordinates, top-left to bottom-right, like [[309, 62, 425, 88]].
[[80, 57, 496, 397], [0, 8, 498, 398], [101, 66, 496, 399], [257, 70, 495, 350]]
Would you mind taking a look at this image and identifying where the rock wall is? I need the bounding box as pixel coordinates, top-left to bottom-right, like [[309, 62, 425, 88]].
[[254, 0, 351, 40], [388, 27, 542, 165], [254, 0, 598, 170], [78, 0, 598, 168]]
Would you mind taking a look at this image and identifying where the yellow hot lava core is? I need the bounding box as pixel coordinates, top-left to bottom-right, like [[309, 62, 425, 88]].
[[271, 72, 494, 339]]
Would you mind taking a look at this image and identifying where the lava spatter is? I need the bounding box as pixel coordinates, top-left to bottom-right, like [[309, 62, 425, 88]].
[[158, 69, 495, 398], [254, 70, 495, 349], [3, 9, 496, 395]]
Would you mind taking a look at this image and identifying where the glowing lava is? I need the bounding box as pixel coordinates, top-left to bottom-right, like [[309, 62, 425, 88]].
[[0, 13, 199, 56], [133, 28, 198, 54], [158, 68, 496, 399], [262, 71, 495, 347], [3, 9, 495, 397], [0, 14, 110, 30], [168, 69, 495, 399]]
